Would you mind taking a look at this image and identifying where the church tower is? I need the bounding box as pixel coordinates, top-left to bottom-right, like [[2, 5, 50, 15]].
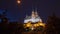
[[31, 10, 36, 18], [35, 11, 38, 18], [35, 8, 39, 17], [23, 0, 46, 31]]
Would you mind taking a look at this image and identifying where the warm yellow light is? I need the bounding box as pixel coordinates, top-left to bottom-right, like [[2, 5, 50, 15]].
[[26, 24, 30, 27], [26, 23, 32, 27], [34, 24, 37, 27], [36, 24, 39, 26], [31, 27, 34, 30], [17, 0, 21, 4], [38, 23, 45, 27]]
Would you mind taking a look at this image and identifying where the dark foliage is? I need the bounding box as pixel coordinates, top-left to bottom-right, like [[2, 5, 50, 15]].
[[45, 13, 60, 34]]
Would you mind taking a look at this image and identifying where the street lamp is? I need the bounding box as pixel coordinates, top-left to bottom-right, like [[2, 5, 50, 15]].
[[17, 0, 21, 4]]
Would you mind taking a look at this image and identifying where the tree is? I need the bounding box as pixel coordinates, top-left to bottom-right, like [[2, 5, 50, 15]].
[[45, 13, 60, 34]]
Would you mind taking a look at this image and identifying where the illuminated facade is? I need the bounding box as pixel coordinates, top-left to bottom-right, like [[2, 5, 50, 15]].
[[24, 10, 42, 23], [23, 9, 45, 31]]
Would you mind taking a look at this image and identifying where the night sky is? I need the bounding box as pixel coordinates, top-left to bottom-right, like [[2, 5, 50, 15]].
[[0, 0, 60, 23]]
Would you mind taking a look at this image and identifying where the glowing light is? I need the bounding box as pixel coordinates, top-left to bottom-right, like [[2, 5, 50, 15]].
[[24, 18, 41, 23], [36, 24, 39, 26], [17, 0, 21, 4], [26, 23, 31, 27], [26, 24, 30, 27], [31, 27, 34, 30], [38, 23, 45, 27], [31, 26, 34, 30]]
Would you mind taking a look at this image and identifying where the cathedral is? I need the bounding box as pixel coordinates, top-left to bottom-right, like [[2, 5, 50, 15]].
[[24, 10, 42, 23], [23, 9, 45, 31], [23, 0, 46, 31]]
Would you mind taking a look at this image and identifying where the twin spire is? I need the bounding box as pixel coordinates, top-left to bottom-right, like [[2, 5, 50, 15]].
[[24, 8, 42, 23], [24, 10, 42, 23], [26, 8, 38, 19], [24, 0, 42, 23], [31, 10, 38, 18]]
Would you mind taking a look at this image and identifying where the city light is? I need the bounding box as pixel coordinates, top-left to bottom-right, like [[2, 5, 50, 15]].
[[31, 27, 34, 30], [38, 23, 45, 27], [26, 23, 32, 27]]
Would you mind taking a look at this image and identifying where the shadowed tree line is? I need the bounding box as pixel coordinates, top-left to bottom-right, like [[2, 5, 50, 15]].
[[0, 13, 24, 34], [45, 13, 60, 34]]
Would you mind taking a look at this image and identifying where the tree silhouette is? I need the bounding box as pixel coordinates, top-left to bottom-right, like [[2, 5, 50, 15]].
[[45, 13, 60, 34]]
